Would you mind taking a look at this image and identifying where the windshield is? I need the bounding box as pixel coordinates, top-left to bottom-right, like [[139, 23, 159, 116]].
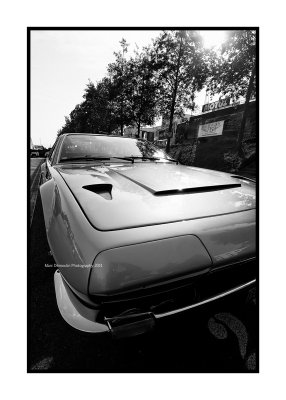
[[59, 135, 172, 162]]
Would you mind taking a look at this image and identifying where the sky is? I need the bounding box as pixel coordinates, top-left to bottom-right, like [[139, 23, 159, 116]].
[[31, 30, 162, 147], [31, 30, 223, 148]]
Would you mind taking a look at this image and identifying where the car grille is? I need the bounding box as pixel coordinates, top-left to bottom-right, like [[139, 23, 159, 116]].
[[92, 258, 256, 318]]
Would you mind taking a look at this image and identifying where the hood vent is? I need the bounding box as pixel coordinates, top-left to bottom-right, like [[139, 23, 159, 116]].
[[83, 184, 112, 200], [154, 183, 241, 196]]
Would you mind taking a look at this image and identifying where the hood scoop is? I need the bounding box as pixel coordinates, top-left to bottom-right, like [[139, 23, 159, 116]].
[[111, 166, 241, 196], [154, 183, 241, 196], [83, 184, 112, 200]]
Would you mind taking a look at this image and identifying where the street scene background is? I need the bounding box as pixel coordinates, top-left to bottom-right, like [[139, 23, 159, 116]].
[[29, 29, 257, 372]]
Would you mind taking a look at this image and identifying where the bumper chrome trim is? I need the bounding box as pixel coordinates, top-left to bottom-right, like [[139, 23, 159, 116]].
[[154, 279, 256, 319]]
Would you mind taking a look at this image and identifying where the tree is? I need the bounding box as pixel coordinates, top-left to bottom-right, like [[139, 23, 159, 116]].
[[58, 32, 212, 141], [83, 78, 118, 134], [107, 39, 134, 135], [208, 30, 257, 157], [58, 103, 89, 134], [153, 30, 210, 152], [96, 77, 119, 133], [58, 78, 120, 136], [127, 46, 161, 136]]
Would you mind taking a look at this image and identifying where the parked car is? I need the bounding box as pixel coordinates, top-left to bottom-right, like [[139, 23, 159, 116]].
[[39, 133, 256, 338], [44, 148, 51, 158], [30, 145, 46, 158], [154, 139, 168, 148], [30, 150, 39, 158]]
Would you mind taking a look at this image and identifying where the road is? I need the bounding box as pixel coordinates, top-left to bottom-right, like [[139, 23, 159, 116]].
[[30, 158, 44, 226], [29, 159, 258, 372]]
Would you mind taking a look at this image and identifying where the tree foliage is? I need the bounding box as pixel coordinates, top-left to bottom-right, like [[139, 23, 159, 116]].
[[58, 38, 162, 137], [106, 39, 134, 135], [207, 30, 257, 157], [126, 46, 161, 135], [207, 30, 256, 100], [58, 79, 118, 135], [152, 30, 211, 150]]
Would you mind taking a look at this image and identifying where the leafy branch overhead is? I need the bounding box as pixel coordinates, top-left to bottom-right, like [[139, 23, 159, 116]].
[[206, 30, 256, 156], [207, 30, 256, 100]]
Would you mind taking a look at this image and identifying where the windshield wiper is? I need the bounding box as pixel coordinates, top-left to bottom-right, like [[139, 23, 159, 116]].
[[111, 156, 134, 163], [129, 156, 178, 163], [129, 156, 161, 161], [59, 155, 177, 164], [59, 156, 111, 163], [59, 156, 135, 163]]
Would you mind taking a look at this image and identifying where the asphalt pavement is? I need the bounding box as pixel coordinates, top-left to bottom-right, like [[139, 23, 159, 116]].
[[30, 158, 45, 226], [29, 159, 258, 372]]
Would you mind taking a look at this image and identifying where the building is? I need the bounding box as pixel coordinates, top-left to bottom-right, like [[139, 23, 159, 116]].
[[159, 114, 191, 144], [124, 125, 161, 141], [173, 99, 256, 171], [124, 114, 191, 144]]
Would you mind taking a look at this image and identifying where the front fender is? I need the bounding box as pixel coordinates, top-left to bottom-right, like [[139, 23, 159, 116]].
[[40, 178, 55, 233], [39, 168, 99, 295]]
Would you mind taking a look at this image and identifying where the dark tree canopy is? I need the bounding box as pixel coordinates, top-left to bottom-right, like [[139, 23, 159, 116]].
[[206, 30, 257, 158], [207, 30, 256, 100]]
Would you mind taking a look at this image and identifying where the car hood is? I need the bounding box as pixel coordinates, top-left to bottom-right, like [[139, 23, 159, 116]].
[[56, 162, 256, 231]]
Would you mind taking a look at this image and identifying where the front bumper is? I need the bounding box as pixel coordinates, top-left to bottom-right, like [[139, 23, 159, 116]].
[[54, 258, 256, 337], [54, 270, 109, 334]]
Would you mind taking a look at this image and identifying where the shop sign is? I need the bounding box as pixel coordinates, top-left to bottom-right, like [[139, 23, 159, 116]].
[[198, 120, 224, 137], [202, 98, 230, 113]]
